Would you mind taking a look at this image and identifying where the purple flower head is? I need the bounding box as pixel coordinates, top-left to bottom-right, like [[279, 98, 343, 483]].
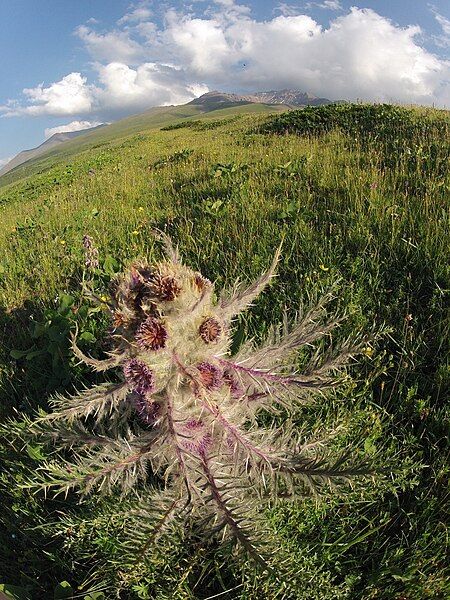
[[130, 268, 141, 289], [136, 317, 168, 351], [196, 362, 222, 390], [132, 394, 161, 425], [149, 272, 181, 301], [123, 358, 155, 396], [199, 317, 222, 344]]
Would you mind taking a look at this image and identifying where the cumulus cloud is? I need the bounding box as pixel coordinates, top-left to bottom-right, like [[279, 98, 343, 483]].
[[75, 25, 144, 63], [0, 64, 207, 120], [95, 62, 209, 112], [1, 73, 93, 117], [2, 2, 450, 119], [44, 120, 104, 138], [161, 7, 448, 104]]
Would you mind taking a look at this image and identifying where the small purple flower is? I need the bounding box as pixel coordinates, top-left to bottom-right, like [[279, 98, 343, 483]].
[[123, 358, 155, 396], [82, 234, 99, 270]]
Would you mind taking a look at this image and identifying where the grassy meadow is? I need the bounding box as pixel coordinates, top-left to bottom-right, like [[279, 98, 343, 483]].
[[0, 104, 449, 599]]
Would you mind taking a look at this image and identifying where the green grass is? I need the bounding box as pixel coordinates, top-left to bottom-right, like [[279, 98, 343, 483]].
[[0, 102, 287, 189], [0, 103, 449, 599]]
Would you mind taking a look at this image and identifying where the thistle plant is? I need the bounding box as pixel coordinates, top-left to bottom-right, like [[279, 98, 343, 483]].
[[24, 236, 371, 572]]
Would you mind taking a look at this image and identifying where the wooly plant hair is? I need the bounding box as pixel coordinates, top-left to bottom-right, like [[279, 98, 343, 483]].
[[23, 236, 371, 572]]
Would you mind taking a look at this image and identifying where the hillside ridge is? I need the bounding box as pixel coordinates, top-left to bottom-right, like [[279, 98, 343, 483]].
[[0, 124, 106, 177]]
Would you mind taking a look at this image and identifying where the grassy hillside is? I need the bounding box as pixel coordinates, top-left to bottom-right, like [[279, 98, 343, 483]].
[[0, 102, 287, 189], [0, 104, 449, 599]]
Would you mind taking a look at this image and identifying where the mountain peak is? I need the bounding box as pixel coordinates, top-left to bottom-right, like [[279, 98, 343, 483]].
[[187, 91, 252, 107], [189, 89, 332, 108]]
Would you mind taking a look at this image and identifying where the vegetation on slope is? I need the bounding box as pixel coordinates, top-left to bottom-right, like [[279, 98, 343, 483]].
[[0, 103, 287, 190], [0, 104, 449, 599]]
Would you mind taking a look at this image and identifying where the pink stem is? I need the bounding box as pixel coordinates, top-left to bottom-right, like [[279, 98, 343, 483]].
[[201, 400, 273, 464], [172, 351, 201, 395], [165, 393, 189, 477], [200, 454, 270, 571], [218, 358, 320, 388]]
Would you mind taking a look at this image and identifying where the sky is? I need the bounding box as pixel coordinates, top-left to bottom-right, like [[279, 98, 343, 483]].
[[1, 0, 450, 167]]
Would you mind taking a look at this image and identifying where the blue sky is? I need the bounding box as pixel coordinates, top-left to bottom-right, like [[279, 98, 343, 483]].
[[1, 0, 450, 166]]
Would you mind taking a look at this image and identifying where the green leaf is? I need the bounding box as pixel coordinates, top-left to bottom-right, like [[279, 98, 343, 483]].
[[10, 348, 32, 360], [103, 255, 120, 275], [59, 294, 75, 316], [364, 437, 377, 455], [26, 444, 46, 461], [25, 349, 46, 361], [54, 581, 73, 599], [59, 293, 74, 308], [77, 305, 89, 319], [31, 321, 47, 339], [79, 331, 96, 343]]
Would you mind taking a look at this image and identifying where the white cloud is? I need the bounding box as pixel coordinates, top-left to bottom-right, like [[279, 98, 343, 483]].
[[1, 73, 93, 117], [315, 1, 342, 10], [322, 0, 342, 9], [436, 13, 450, 36], [75, 25, 144, 63], [275, 3, 301, 17], [433, 10, 450, 48], [118, 2, 153, 25], [2, 3, 450, 119], [0, 63, 208, 119], [96, 62, 209, 111], [164, 12, 236, 77], [44, 120, 104, 138], [277, 1, 342, 13], [208, 0, 251, 19], [162, 6, 449, 105]]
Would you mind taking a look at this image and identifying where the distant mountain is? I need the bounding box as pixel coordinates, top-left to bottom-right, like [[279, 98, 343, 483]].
[[246, 89, 332, 106], [188, 89, 332, 109], [0, 124, 106, 176], [188, 91, 253, 108]]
